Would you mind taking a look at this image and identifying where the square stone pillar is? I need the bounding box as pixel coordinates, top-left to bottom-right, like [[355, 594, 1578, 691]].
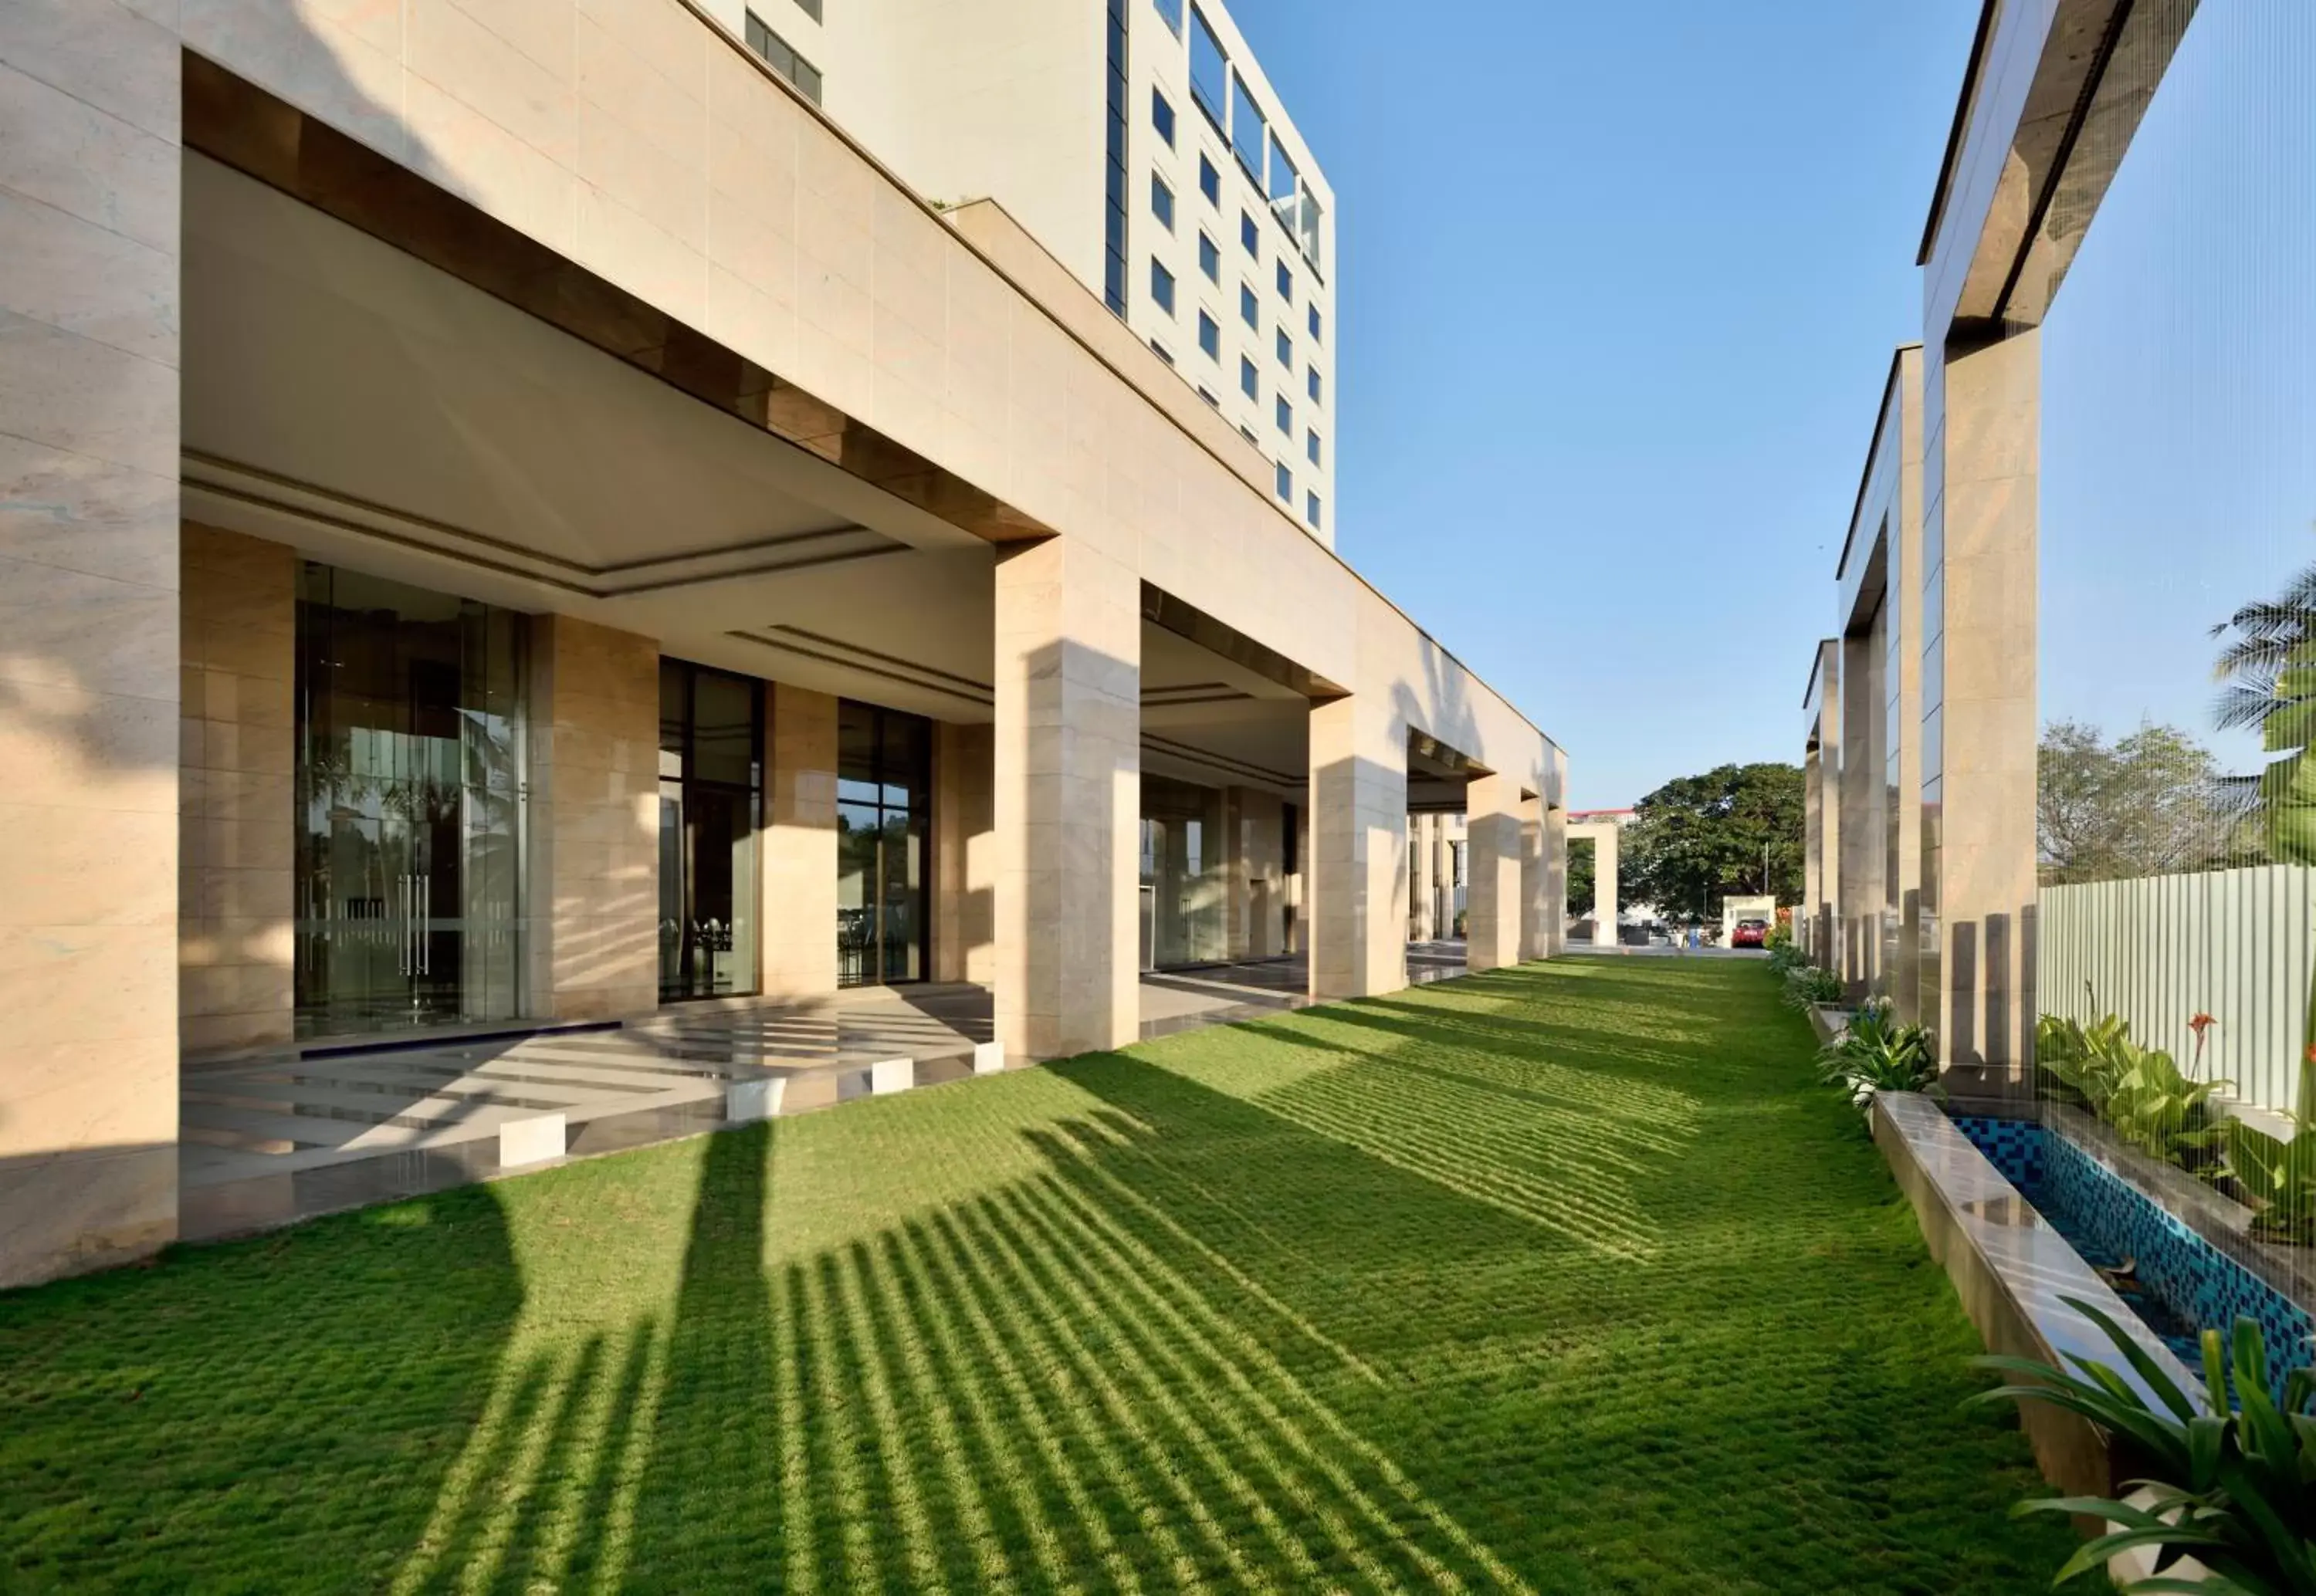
[[0, 2, 185, 1287], [179, 526, 295, 1055], [763, 683, 840, 1000], [529, 617, 659, 1021], [994, 539, 1139, 1060], [1519, 796, 1549, 960], [1309, 696, 1407, 999], [1466, 773, 1524, 972], [1404, 812, 1432, 942], [1840, 628, 1886, 997], [1590, 823, 1620, 948], [1221, 784, 1284, 960], [933, 719, 995, 986], [1544, 749, 1569, 956], [1925, 328, 2040, 1073]]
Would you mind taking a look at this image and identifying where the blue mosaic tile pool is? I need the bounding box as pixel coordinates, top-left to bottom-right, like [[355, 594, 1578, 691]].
[[1953, 1115, 2316, 1402]]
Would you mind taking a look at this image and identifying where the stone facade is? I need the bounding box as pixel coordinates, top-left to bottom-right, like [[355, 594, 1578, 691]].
[[178, 524, 295, 1055], [993, 537, 1141, 1060], [762, 683, 839, 1001], [530, 616, 660, 1022], [0, 0, 1564, 1286], [933, 719, 996, 986]]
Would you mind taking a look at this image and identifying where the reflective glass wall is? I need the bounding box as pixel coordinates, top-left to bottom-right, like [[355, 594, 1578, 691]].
[[293, 564, 527, 1037], [659, 660, 763, 1001], [1141, 773, 1225, 967], [837, 701, 930, 986], [2037, 2, 2316, 1133]]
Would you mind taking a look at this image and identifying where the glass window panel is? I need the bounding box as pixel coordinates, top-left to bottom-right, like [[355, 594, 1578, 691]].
[[1198, 232, 1219, 282], [1189, 7, 1227, 127], [1229, 72, 1265, 182], [1199, 154, 1220, 205], [294, 562, 529, 1038], [1198, 310, 1219, 358], [1153, 0, 1181, 36], [690, 668, 757, 786], [1151, 86, 1176, 146]]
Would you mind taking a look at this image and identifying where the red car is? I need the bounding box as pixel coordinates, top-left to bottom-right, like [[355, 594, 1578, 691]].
[[1732, 918, 1769, 948]]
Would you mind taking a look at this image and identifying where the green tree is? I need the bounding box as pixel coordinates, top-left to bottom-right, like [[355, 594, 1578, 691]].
[[2037, 719, 2227, 885], [2213, 559, 2316, 863], [1566, 834, 1595, 917], [1622, 762, 1803, 921]]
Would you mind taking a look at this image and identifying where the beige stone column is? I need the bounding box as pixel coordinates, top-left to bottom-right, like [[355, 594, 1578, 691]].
[[1309, 695, 1407, 999], [1405, 812, 1433, 942], [0, 2, 184, 1286], [1926, 328, 2040, 1072], [529, 617, 659, 1021], [762, 683, 841, 1000], [1889, 347, 1928, 1023], [1840, 629, 1884, 996], [933, 719, 994, 986], [1466, 773, 1523, 972], [1519, 796, 1548, 961], [1544, 750, 1569, 956], [1590, 822, 1620, 948], [994, 539, 1139, 1060], [179, 526, 295, 1055], [1221, 784, 1284, 959], [1802, 743, 1824, 960]]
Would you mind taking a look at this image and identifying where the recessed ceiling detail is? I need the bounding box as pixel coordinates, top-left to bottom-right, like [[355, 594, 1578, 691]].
[[182, 451, 907, 600]]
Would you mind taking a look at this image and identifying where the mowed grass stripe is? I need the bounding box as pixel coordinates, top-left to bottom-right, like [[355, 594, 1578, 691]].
[[0, 958, 2073, 1593]]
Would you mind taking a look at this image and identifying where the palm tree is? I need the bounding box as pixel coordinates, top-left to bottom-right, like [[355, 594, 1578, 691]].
[[2212, 557, 2316, 864]]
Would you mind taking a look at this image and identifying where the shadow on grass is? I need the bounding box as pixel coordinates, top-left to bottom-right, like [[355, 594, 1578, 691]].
[[0, 1184, 523, 1592], [1, 962, 2073, 1594]]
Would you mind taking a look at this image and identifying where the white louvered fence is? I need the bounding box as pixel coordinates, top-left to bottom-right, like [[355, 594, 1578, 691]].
[[2037, 865, 2316, 1118]]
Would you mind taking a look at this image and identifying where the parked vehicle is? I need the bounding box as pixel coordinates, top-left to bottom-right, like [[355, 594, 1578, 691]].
[[1732, 918, 1769, 948]]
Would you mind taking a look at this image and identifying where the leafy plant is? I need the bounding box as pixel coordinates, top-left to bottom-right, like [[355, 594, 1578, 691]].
[[1968, 1298, 2316, 1594], [1783, 963, 1844, 1009], [2038, 1009, 2232, 1168], [2219, 1114, 2316, 1245], [1816, 999, 1938, 1110], [1766, 938, 1806, 977]]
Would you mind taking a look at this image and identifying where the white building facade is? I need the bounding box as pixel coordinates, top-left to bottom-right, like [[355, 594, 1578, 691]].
[[696, 0, 1338, 543]]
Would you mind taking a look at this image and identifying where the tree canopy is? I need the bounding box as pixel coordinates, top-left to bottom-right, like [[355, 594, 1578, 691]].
[[1620, 762, 1804, 921], [2037, 719, 2228, 885]]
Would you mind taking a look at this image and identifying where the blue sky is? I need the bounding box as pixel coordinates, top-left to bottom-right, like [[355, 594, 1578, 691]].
[[2042, 0, 2316, 783], [1226, 0, 2316, 810], [1224, 0, 1986, 808]]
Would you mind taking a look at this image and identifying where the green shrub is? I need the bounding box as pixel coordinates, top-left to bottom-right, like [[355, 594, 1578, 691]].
[[1816, 999, 1938, 1111], [1783, 963, 1844, 1009], [2037, 1011, 2230, 1169], [1968, 1300, 2316, 1593], [2218, 1118, 2316, 1244]]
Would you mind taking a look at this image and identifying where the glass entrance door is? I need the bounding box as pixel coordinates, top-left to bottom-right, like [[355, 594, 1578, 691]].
[[294, 564, 527, 1038], [835, 701, 929, 986], [658, 660, 763, 1001]]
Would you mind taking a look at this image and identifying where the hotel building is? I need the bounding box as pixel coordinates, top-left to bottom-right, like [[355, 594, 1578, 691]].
[[0, 0, 1559, 1286]]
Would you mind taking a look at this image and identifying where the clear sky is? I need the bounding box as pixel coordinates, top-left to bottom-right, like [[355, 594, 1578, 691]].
[[1221, 0, 1987, 809], [2041, 0, 2316, 785]]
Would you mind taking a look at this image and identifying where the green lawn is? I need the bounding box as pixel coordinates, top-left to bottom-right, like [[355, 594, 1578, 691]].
[[2, 958, 2074, 1593]]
